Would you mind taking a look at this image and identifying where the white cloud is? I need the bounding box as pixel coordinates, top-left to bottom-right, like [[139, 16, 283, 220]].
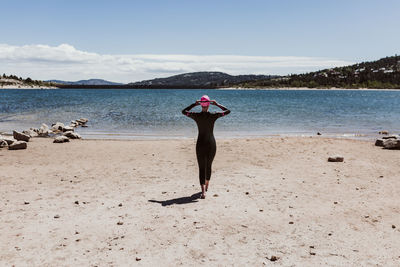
[[0, 43, 353, 83]]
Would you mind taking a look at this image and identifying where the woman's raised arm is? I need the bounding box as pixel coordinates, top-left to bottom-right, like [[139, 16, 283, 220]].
[[182, 102, 199, 116], [211, 101, 230, 117]]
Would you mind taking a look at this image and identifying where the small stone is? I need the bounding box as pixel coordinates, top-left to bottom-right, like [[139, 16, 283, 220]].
[[328, 155, 344, 162], [375, 139, 384, 147], [54, 136, 70, 143], [74, 201, 79, 205], [118, 203, 123, 207], [75, 231, 79, 234], [309, 245, 315, 248], [213, 194, 219, 197], [75, 239, 81, 242], [310, 252, 316, 255], [63, 131, 82, 139], [317, 132, 322, 135], [8, 141, 27, 150], [54, 215, 60, 219], [62, 126, 74, 132], [13, 131, 30, 142], [259, 209, 263, 212], [334, 201, 338, 204], [117, 221, 123, 225], [245, 192, 249, 195], [24, 201, 30, 205], [383, 139, 400, 150], [392, 225, 396, 229], [0, 140, 8, 148], [289, 221, 294, 224], [135, 257, 141, 261], [270, 255, 279, 261]]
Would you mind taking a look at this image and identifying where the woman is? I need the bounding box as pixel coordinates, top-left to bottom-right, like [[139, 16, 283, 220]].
[[182, 95, 231, 199]]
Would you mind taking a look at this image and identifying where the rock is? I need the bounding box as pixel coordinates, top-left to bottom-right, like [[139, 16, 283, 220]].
[[0, 140, 8, 148], [375, 139, 384, 147], [38, 123, 51, 137], [8, 141, 27, 150], [0, 136, 15, 145], [22, 129, 38, 137], [382, 135, 398, 140], [13, 131, 30, 142], [392, 225, 396, 229], [63, 131, 82, 139], [317, 132, 322, 135], [379, 130, 389, 135], [62, 126, 74, 132], [270, 256, 279, 261], [54, 215, 60, 219], [118, 203, 123, 207], [53, 136, 70, 143], [51, 122, 65, 132], [76, 118, 88, 125], [117, 221, 124, 225], [135, 257, 141, 261], [328, 155, 344, 162], [383, 139, 400, 150]]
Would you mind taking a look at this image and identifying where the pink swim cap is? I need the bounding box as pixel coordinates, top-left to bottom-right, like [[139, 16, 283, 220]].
[[200, 95, 210, 107]]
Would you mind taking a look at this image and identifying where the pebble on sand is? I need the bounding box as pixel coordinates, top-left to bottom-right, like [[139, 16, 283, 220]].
[[54, 215, 60, 219], [269, 255, 279, 261], [328, 155, 344, 162]]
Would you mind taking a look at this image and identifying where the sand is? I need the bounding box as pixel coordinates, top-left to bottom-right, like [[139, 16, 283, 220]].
[[0, 137, 399, 266]]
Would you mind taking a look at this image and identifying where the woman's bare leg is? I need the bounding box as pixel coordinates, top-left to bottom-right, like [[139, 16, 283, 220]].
[[205, 180, 209, 191]]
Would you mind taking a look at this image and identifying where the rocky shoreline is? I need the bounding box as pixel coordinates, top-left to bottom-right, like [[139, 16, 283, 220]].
[[0, 118, 88, 150]]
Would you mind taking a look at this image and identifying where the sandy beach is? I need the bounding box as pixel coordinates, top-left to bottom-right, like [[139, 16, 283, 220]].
[[1, 137, 399, 266]]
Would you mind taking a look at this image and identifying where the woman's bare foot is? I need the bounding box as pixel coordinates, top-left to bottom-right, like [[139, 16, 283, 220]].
[[201, 184, 206, 199]]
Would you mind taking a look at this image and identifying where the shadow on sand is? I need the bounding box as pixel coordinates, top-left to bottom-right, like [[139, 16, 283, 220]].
[[148, 192, 202, 206]]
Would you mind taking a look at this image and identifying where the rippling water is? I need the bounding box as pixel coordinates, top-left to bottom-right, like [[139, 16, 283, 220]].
[[1, 88, 400, 139]]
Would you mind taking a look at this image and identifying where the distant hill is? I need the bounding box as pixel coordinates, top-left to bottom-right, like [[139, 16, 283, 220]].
[[129, 72, 277, 88], [235, 55, 400, 89], [47, 79, 123, 86]]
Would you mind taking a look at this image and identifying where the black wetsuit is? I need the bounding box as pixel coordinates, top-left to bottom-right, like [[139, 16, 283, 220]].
[[182, 103, 230, 185]]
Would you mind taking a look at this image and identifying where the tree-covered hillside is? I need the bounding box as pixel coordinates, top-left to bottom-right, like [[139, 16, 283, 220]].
[[237, 55, 400, 89]]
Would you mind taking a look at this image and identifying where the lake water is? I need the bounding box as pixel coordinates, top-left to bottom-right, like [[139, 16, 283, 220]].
[[1, 89, 400, 139]]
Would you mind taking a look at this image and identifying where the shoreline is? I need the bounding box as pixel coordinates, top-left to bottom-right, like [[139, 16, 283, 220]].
[[1, 86, 399, 91]]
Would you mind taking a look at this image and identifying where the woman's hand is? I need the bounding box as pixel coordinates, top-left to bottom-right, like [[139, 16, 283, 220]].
[[195, 100, 201, 105], [210, 100, 218, 105]]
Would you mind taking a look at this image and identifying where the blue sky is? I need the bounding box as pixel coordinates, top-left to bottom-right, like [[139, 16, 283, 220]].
[[0, 0, 399, 82]]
